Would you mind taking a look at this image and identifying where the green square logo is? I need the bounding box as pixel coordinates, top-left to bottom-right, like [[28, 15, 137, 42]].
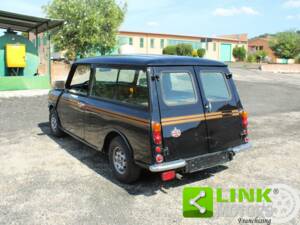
[[183, 187, 214, 218]]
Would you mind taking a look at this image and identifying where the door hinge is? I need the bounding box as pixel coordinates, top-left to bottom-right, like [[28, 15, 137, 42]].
[[151, 74, 160, 81]]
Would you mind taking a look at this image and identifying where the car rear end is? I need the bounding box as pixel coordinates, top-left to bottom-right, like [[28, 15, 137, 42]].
[[147, 64, 251, 181]]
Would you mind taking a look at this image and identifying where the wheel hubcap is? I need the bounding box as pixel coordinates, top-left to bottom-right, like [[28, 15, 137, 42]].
[[51, 114, 58, 131], [113, 147, 127, 174]]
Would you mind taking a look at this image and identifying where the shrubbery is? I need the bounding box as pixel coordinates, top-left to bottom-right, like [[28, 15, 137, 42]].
[[233, 46, 246, 61], [295, 54, 300, 64], [246, 50, 267, 63], [176, 44, 193, 56], [163, 44, 205, 57], [197, 48, 206, 58], [269, 31, 300, 59], [162, 45, 177, 55]]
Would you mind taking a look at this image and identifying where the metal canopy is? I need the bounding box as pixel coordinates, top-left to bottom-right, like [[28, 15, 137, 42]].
[[0, 10, 63, 33]]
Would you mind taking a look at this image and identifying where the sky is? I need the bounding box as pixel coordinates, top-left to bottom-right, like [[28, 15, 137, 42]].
[[1, 0, 300, 38]]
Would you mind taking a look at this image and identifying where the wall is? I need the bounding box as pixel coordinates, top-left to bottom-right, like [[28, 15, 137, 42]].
[[248, 37, 276, 62], [261, 64, 300, 73]]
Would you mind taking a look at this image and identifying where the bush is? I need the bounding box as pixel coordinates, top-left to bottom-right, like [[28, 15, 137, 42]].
[[197, 48, 206, 58], [247, 54, 256, 63], [255, 50, 267, 62], [295, 54, 300, 64], [233, 46, 246, 61], [162, 45, 177, 55], [176, 44, 193, 56], [192, 50, 198, 57]]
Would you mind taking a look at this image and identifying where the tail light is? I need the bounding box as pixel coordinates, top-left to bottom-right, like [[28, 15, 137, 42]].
[[152, 122, 164, 163], [152, 122, 162, 145], [241, 111, 248, 128], [240, 111, 249, 143]]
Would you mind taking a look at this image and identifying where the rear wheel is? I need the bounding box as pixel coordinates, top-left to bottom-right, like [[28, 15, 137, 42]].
[[109, 136, 141, 183], [49, 108, 64, 137]]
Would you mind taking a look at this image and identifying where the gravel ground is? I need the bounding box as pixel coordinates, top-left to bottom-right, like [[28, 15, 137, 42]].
[[0, 68, 299, 225]]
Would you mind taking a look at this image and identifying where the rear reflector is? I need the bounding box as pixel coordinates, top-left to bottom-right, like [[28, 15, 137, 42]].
[[155, 154, 164, 163], [161, 170, 176, 181], [155, 146, 162, 153]]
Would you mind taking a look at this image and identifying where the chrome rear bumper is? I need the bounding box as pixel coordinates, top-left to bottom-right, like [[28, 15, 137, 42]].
[[149, 143, 251, 172], [149, 159, 186, 172], [231, 142, 252, 153]]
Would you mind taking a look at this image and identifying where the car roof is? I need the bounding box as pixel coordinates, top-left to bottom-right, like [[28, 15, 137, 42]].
[[75, 55, 226, 67]]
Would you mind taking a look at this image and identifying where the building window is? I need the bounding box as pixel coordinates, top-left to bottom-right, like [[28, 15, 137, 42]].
[[213, 42, 217, 51], [167, 39, 201, 49], [129, 37, 133, 45], [160, 39, 165, 48], [150, 39, 155, 48], [140, 38, 144, 48]]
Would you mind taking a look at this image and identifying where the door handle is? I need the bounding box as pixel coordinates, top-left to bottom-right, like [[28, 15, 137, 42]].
[[204, 102, 212, 112]]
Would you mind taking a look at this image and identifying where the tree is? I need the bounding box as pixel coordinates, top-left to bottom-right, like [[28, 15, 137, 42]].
[[44, 0, 126, 60], [197, 48, 206, 58], [176, 44, 193, 56], [233, 46, 246, 61], [269, 31, 300, 59], [162, 45, 177, 55]]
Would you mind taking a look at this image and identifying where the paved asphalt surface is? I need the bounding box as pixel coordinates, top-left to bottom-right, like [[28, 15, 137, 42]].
[[0, 68, 300, 225]]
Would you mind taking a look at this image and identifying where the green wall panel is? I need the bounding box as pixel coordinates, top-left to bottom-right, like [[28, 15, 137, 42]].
[[0, 76, 50, 91]]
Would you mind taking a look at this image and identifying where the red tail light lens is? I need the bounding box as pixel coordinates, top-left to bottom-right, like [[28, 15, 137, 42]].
[[161, 170, 176, 181]]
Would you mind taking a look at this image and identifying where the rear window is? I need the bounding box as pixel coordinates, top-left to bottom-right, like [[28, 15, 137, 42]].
[[199, 71, 231, 101], [160, 71, 197, 106]]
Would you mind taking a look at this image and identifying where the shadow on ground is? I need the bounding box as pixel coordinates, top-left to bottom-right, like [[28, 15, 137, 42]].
[[38, 122, 228, 196]]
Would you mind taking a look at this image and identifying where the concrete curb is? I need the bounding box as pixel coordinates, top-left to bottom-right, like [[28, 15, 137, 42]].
[[0, 89, 49, 98]]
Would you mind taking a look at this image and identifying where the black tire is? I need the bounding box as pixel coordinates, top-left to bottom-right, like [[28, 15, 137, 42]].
[[109, 136, 141, 184], [49, 108, 65, 137]]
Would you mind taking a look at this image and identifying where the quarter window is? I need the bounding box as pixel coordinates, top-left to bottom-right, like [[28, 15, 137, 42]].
[[160, 71, 197, 106], [91, 67, 118, 99], [116, 69, 148, 107], [199, 72, 231, 102]]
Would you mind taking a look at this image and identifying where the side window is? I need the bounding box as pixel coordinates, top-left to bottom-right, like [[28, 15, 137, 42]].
[[91, 67, 118, 99], [118, 70, 135, 83], [116, 69, 148, 107], [69, 64, 91, 95], [199, 72, 231, 102], [160, 71, 197, 106]]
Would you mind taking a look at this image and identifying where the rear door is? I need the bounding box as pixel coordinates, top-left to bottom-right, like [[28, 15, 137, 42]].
[[154, 66, 209, 161], [196, 66, 242, 153]]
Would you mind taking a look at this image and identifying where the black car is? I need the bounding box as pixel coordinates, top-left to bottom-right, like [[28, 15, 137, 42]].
[[48, 55, 251, 183]]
